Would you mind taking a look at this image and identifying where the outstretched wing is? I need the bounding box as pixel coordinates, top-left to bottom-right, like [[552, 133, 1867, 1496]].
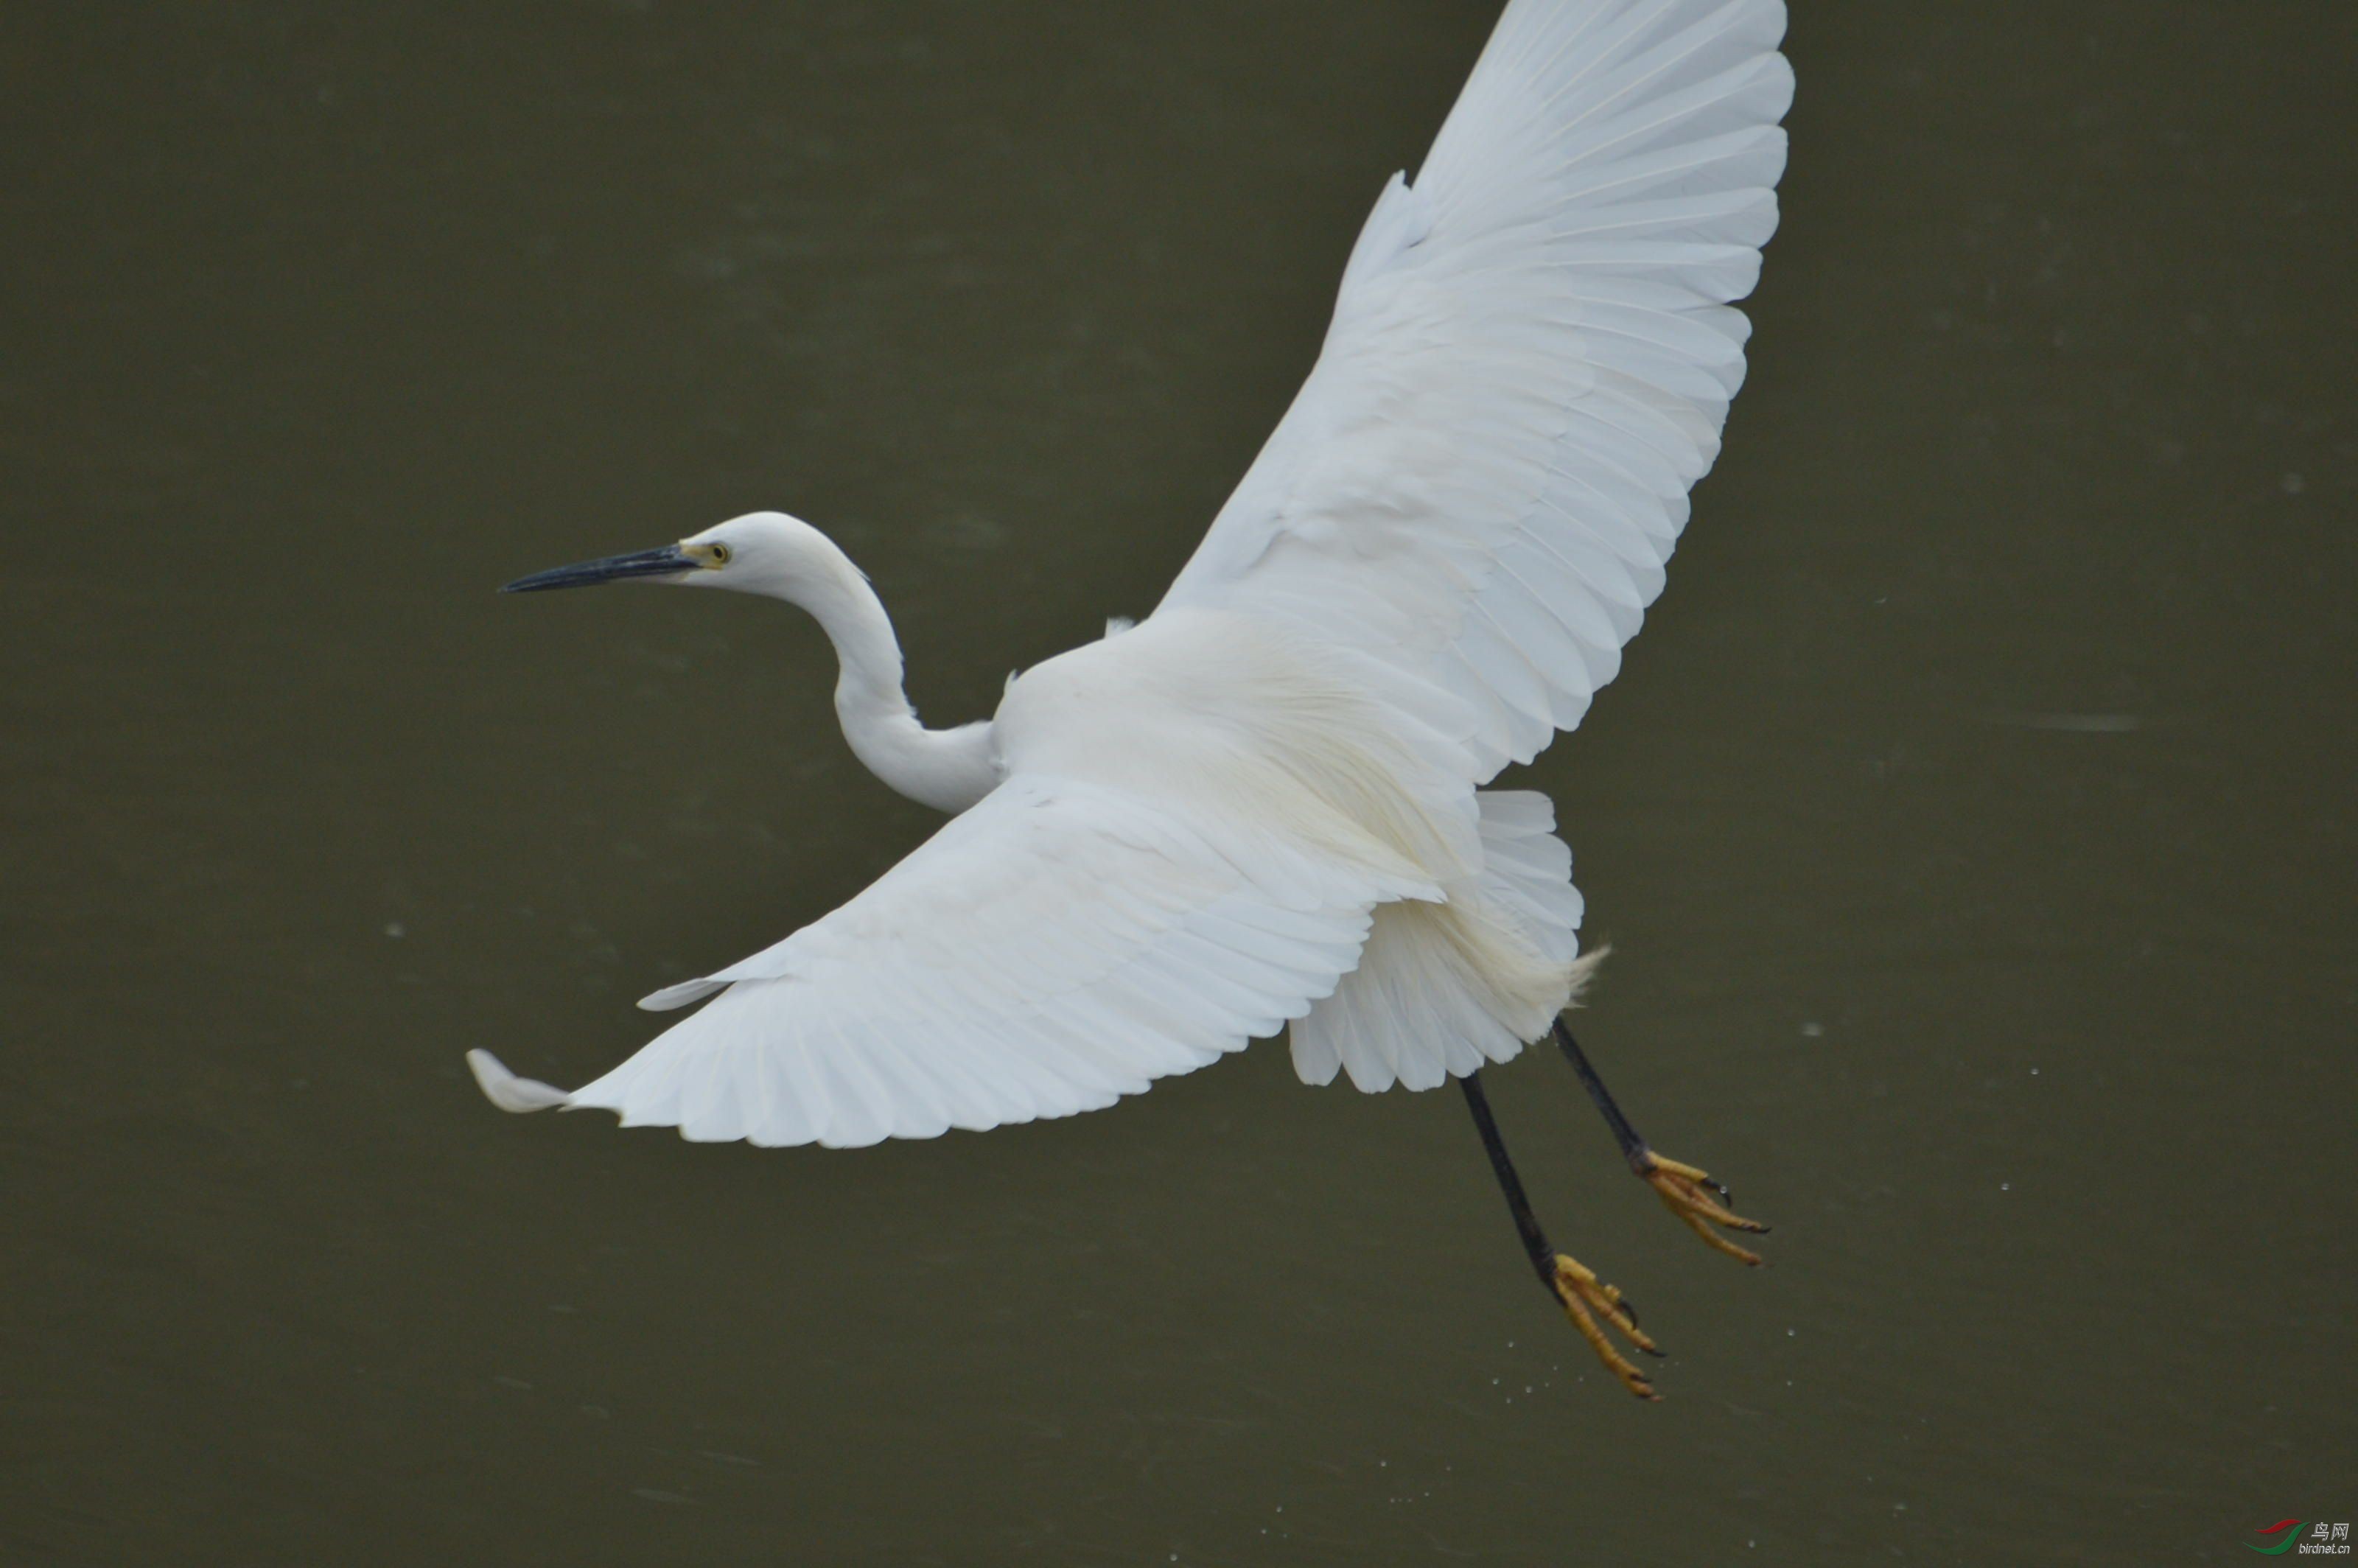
[[1158, 0, 1792, 777], [469, 772, 1421, 1147]]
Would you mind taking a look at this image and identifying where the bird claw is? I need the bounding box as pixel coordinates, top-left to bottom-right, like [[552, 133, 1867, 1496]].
[[1638, 1152, 1769, 1267], [1548, 1254, 1662, 1400]]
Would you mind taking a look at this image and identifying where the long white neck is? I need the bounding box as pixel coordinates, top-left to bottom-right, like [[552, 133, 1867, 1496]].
[[776, 543, 1000, 814]]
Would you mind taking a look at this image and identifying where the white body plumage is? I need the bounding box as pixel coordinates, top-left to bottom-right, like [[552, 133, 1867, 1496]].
[[471, 0, 1792, 1148]]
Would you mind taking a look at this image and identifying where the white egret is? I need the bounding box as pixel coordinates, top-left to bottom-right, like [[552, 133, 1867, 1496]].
[[472, 0, 1790, 1399]]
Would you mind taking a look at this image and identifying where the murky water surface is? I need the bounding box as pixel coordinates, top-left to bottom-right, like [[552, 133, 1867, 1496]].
[[5, 4, 2352, 1563]]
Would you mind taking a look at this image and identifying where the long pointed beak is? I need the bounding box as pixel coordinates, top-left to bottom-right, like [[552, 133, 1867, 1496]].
[[501, 544, 695, 593]]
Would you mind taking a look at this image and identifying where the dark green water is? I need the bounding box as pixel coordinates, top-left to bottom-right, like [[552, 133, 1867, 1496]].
[[4, 3, 2353, 1563]]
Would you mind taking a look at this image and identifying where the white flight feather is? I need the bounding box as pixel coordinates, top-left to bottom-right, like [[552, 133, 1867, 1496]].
[[472, 0, 1790, 1144]]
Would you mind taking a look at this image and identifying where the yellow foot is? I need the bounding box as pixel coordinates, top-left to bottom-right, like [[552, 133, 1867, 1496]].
[[1548, 1253, 1663, 1401], [1639, 1153, 1771, 1266]]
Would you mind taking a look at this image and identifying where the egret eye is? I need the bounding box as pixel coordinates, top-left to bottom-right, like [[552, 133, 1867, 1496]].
[[710, 542, 732, 565]]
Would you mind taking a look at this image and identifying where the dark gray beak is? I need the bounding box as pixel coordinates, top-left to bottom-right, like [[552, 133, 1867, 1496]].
[[501, 544, 696, 593]]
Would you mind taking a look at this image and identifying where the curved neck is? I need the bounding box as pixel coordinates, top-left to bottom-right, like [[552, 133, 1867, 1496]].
[[782, 545, 999, 814]]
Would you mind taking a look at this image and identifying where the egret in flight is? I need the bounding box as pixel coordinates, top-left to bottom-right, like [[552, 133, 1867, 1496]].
[[472, 0, 1790, 1399]]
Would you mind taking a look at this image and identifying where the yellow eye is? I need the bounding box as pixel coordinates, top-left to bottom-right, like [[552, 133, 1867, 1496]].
[[709, 542, 732, 565]]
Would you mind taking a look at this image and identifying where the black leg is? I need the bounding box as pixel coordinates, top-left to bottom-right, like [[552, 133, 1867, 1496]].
[[1458, 1069, 1564, 1294], [1458, 1068, 1662, 1398], [1552, 1017, 1653, 1173], [1550, 1017, 1771, 1264]]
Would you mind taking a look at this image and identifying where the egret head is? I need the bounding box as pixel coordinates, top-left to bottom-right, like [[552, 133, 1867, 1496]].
[[501, 511, 835, 599]]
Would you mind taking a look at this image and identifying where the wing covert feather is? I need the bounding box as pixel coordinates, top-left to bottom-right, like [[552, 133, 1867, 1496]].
[[541, 775, 1388, 1147], [1158, 0, 1793, 777]]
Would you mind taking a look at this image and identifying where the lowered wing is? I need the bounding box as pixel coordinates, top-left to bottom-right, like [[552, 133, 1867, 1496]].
[[470, 771, 1416, 1147]]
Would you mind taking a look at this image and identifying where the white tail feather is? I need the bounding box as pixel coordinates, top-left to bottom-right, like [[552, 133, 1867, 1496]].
[[1288, 789, 1592, 1092]]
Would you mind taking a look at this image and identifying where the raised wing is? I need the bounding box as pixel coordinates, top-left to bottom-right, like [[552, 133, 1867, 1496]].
[[1158, 0, 1792, 777], [469, 772, 1426, 1147]]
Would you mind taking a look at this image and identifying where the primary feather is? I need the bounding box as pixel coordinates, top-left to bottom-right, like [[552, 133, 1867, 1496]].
[[1164, 0, 1791, 774], [472, 0, 1791, 1146]]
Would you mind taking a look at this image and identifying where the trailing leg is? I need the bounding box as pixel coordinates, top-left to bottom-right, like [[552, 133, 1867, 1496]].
[[1553, 1018, 1771, 1267], [1458, 1068, 1662, 1400]]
